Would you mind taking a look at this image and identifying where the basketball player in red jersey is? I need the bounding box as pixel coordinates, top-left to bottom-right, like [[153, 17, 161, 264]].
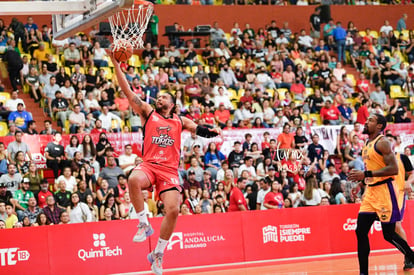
[[110, 52, 220, 275]]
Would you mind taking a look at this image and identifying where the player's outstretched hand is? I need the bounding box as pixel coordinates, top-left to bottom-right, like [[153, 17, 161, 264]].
[[348, 169, 365, 182], [209, 126, 222, 137], [105, 48, 119, 66]]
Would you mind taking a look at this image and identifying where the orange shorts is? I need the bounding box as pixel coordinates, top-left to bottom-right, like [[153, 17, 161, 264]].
[[133, 162, 182, 195], [359, 179, 400, 223]]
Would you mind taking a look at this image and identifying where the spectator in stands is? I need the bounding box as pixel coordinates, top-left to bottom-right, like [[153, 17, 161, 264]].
[[396, 13, 408, 32], [5, 91, 24, 112], [14, 179, 34, 220], [42, 195, 62, 225], [44, 53, 58, 75], [68, 104, 85, 134], [22, 196, 41, 224], [320, 99, 340, 125], [370, 84, 389, 111], [44, 132, 67, 178], [239, 156, 257, 182], [51, 90, 70, 128], [228, 177, 248, 211], [0, 202, 7, 223], [98, 106, 122, 132], [379, 20, 393, 36], [85, 91, 101, 117], [344, 134, 364, 171], [321, 164, 340, 184], [64, 42, 81, 66], [36, 179, 52, 209], [8, 103, 32, 131], [42, 76, 60, 115], [119, 144, 137, 175], [25, 67, 42, 102], [333, 21, 347, 63], [39, 119, 56, 135], [5, 203, 18, 228], [219, 63, 240, 91], [98, 156, 124, 189], [54, 180, 72, 210], [67, 192, 93, 223], [356, 99, 370, 125], [382, 61, 404, 94], [113, 174, 128, 205], [204, 142, 226, 180], [329, 178, 346, 205], [389, 99, 411, 123], [214, 102, 231, 128], [3, 46, 23, 92], [33, 43, 50, 65], [55, 166, 77, 193], [60, 79, 75, 102], [277, 123, 295, 149], [7, 131, 32, 165], [210, 22, 227, 48], [92, 41, 108, 68], [0, 163, 22, 194], [307, 134, 324, 163], [99, 193, 119, 220]]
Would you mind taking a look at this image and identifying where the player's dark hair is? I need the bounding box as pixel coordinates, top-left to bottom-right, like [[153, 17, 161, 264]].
[[374, 113, 387, 131]]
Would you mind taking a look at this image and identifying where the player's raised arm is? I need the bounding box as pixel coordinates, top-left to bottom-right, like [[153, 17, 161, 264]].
[[108, 50, 152, 120], [181, 116, 222, 137]]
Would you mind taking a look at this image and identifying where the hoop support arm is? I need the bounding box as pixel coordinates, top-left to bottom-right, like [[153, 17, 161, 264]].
[[0, 1, 88, 15]]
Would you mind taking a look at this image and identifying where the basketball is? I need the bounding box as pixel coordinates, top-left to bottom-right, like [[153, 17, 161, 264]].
[[113, 39, 133, 62]]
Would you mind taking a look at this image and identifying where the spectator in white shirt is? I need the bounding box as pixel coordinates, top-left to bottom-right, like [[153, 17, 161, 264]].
[[118, 144, 138, 174], [84, 91, 101, 116], [98, 106, 122, 132], [379, 20, 393, 35], [212, 78, 230, 97], [4, 90, 25, 112], [60, 79, 76, 101], [68, 104, 86, 134], [214, 87, 233, 110], [298, 29, 313, 49], [219, 64, 239, 91]]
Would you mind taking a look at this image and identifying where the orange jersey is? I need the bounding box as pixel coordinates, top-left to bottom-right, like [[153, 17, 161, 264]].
[[142, 111, 182, 169], [395, 153, 406, 191], [362, 135, 394, 185]]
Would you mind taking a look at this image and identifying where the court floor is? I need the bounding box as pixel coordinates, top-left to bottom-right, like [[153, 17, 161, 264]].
[[131, 249, 411, 275]]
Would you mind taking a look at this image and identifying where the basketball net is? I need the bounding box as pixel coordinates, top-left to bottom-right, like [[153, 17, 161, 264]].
[[108, 0, 154, 50]]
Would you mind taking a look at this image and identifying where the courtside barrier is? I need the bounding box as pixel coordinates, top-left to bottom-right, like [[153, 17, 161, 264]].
[[1, 202, 413, 274]]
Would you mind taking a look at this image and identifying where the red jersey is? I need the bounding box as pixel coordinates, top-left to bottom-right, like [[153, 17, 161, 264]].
[[201, 112, 215, 125], [37, 190, 53, 208], [264, 191, 284, 208], [357, 80, 369, 93], [320, 106, 340, 120], [356, 105, 369, 125], [90, 128, 107, 135], [143, 111, 182, 169], [228, 187, 247, 211]]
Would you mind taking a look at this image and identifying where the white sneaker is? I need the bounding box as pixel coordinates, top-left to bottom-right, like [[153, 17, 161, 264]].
[[132, 223, 154, 242], [147, 251, 163, 275]]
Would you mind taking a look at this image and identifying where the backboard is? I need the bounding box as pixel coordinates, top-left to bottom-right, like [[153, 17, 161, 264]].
[[52, 0, 134, 39]]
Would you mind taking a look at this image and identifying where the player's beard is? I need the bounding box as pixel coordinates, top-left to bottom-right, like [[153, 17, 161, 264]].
[[362, 125, 369, 134]]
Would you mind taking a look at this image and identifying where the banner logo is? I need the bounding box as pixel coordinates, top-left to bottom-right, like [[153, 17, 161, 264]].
[[77, 233, 122, 261], [343, 218, 382, 234], [262, 225, 278, 244], [262, 224, 311, 243], [167, 232, 225, 251], [0, 248, 30, 266]]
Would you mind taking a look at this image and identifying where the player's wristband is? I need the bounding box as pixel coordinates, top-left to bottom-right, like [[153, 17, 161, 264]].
[[364, 170, 373, 178], [196, 125, 218, 138]]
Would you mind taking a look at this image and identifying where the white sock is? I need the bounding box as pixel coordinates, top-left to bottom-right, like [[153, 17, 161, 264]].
[[137, 209, 149, 226], [154, 238, 169, 255]]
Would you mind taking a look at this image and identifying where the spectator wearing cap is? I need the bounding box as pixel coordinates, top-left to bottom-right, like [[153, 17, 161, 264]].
[[183, 170, 202, 199], [8, 103, 33, 131], [320, 99, 340, 125], [0, 182, 14, 205], [36, 179, 53, 208], [51, 90, 70, 128], [14, 178, 34, 220]]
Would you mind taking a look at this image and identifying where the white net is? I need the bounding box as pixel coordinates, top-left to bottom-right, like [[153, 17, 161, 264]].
[[108, 1, 154, 50]]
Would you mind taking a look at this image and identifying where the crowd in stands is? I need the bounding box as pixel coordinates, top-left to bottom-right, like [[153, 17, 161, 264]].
[[0, 12, 414, 229]]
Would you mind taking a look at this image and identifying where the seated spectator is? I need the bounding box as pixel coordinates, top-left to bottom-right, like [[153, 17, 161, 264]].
[[68, 104, 85, 133], [5, 203, 18, 228], [329, 178, 347, 205], [25, 67, 42, 102], [5, 90, 25, 112], [55, 167, 77, 193], [321, 164, 340, 184], [301, 177, 321, 206], [67, 192, 93, 223], [98, 156, 124, 189], [64, 43, 81, 67], [42, 195, 62, 225], [92, 41, 108, 68], [22, 197, 42, 224], [98, 106, 122, 132], [389, 99, 411, 123], [370, 84, 389, 112], [8, 103, 32, 131], [60, 79, 75, 102], [320, 99, 340, 125], [382, 61, 403, 94], [99, 193, 119, 220], [44, 132, 67, 178], [39, 119, 57, 135], [263, 180, 284, 209]]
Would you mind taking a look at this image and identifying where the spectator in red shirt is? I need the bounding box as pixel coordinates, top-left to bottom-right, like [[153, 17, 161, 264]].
[[200, 105, 215, 127], [214, 103, 230, 128], [239, 88, 254, 104], [228, 177, 248, 211], [90, 119, 107, 135], [263, 180, 284, 209], [356, 73, 369, 97], [320, 100, 340, 125], [36, 179, 53, 208], [356, 99, 370, 125]]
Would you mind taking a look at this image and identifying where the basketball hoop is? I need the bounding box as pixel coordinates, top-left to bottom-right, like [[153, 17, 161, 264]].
[[108, 0, 154, 50]]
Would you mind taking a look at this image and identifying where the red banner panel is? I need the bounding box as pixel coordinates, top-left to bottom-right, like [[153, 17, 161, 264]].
[[47, 220, 150, 275], [149, 212, 245, 269]]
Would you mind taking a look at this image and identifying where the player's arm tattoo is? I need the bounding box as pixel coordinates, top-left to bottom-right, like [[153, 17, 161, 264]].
[[132, 95, 142, 106]]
